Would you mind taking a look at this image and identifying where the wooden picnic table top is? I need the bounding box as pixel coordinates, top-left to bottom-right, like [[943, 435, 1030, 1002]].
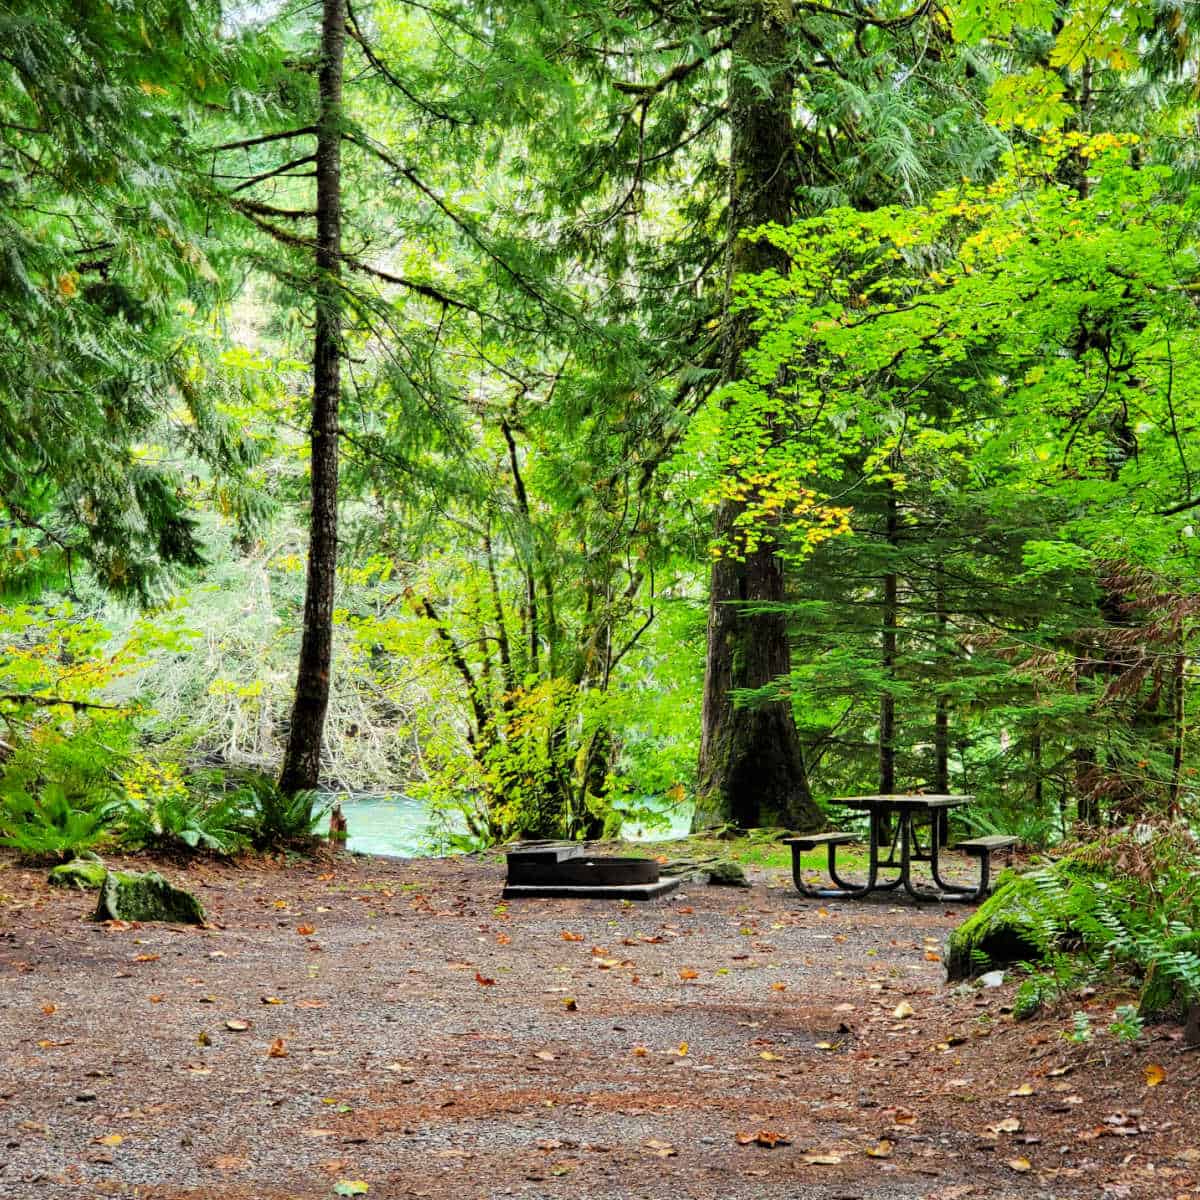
[[832, 793, 974, 811]]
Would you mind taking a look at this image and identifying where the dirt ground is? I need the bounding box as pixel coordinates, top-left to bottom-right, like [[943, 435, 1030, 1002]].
[[1, 848, 1198, 1200]]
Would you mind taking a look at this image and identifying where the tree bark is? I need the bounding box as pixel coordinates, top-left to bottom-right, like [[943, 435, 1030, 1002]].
[[279, 0, 345, 795], [879, 484, 899, 794], [694, 3, 821, 832], [934, 562, 949, 794]]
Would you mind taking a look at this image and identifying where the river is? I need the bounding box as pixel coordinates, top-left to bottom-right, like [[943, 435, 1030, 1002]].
[[315, 793, 694, 857]]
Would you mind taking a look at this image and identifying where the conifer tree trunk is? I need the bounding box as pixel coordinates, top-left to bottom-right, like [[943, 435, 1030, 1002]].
[[280, 0, 345, 794], [879, 485, 899, 794], [694, 4, 821, 832], [934, 563, 949, 794]]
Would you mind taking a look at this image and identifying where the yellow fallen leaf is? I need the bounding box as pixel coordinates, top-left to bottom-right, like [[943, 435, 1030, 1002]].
[[1145, 1063, 1166, 1087], [674, 1041, 688, 1056], [814, 1041, 836, 1051], [802, 1153, 842, 1165], [865, 1139, 893, 1158], [633, 1046, 648, 1057], [1009, 1083, 1035, 1096], [1007, 1157, 1032, 1172], [892, 1001, 914, 1019], [771, 982, 787, 992], [533, 1050, 555, 1061], [260, 996, 285, 1005], [93, 1134, 124, 1147], [989, 1117, 1021, 1135], [758, 1051, 783, 1061]]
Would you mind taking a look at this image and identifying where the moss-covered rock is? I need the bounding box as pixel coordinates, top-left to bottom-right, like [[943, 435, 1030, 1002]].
[[706, 860, 750, 888], [48, 859, 108, 890], [945, 870, 1046, 981], [93, 870, 205, 925]]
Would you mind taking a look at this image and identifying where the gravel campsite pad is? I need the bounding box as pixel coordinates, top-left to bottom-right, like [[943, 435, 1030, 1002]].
[[2, 851, 1198, 1200]]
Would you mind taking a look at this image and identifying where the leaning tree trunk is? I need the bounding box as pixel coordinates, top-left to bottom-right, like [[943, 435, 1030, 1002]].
[[279, 0, 345, 795], [694, 4, 821, 832]]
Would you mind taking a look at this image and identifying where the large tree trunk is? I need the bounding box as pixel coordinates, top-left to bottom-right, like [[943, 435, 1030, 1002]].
[[879, 484, 899, 794], [279, 0, 345, 795], [694, 4, 821, 832]]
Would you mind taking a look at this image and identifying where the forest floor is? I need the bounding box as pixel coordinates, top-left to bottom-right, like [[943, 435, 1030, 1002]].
[[1, 844, 1198, 1200]]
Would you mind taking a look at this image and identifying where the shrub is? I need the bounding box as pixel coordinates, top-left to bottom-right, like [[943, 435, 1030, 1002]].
[[227, 771, 328, 850], [0, 719, 127, 861]]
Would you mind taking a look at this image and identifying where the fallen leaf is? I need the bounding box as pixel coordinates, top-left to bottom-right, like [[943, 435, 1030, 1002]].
[[225, 1019, 250, 1032], [770, 982, 787, 992], [814, 1041, 836, 1051], [561, 931, 583, 942], [802, 1153, 842, 1165], [149, 994, 164, 1004], [133, 953, 160, 963], [866, 1139, 893, 1158], [267, 1038, 288, 1058], [303, 1129, 339, 1138], [562, 997, 577, 1011], [93, 1134, 124, 1147], [633, 1046, 648, 1057], [474, 972, 496, 986], [758, 1051, 783, 1061], [1006, 1157, 1031, 1173], [534, 1050, 556, 1062], [1047, 1064, 1073, 1077], [1144, 1063, 1166, 1087], [924, 950, 941, 962], [676, 906, 693, 914], [679, 968, 699, 981], [673, 1041, 688, 1056], [643, 1139, 677, 1158], [892, 1001, 914, 1019], [41, 1004, 56, 1016], [297, 924, 316, 936], [496, 933, 511, 945], [1009, 1083, 1035, 1097], [197, 1031, 212, 1046], [736, 1130, 792, 1148], [261, 996, 285, 1005], [297, 999, 326, 1009], [333, 1183, 370, 1196], [988, 1118, 1021, 1135]]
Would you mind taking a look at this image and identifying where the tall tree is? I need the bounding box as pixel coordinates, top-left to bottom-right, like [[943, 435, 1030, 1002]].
[[694, 4, 820, 830], [279, 0, 346, 793]]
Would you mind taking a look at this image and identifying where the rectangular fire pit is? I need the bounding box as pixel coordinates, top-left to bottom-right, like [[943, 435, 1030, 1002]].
[[501, 841, 682, 900]]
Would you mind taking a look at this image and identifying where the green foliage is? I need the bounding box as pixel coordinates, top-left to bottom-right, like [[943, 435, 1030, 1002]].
[[975, 827, 1200, 1028], [0, 719, 128, 861], [226, 771, 329, 851], [117, 761, 245, 856]]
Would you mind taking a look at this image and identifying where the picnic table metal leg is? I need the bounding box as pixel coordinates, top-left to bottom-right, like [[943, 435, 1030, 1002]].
[[929, 827, 977, 896], [788, 830, 877, 901]]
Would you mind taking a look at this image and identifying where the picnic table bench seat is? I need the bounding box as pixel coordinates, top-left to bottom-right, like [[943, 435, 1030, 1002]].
[[952, 834, 1017, 895], [783, 831, 861, 899]]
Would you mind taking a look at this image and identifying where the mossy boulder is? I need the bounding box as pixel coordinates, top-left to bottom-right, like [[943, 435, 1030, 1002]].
[[706, 860, 750, 888], [945, 870, 1047, 981], [48, 858, 109, 890], [93, 870, 205, 925]]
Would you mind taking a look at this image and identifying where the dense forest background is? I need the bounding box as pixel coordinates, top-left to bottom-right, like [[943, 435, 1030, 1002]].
[[4, 0, 1200, 859]]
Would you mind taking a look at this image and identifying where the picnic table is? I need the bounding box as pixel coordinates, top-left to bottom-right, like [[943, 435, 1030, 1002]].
[[784, 793, 1016, 903]]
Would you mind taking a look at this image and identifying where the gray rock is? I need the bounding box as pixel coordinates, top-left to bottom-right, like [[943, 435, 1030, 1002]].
[[93, 870, 205, 925], [48, 859, 108, 890], [706, 860, 750, 888]]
